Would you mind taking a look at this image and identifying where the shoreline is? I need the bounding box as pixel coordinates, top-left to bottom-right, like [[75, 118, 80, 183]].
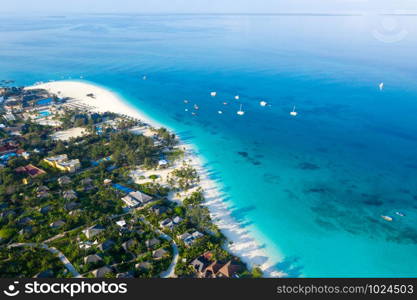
[[26, 80, 284, 277]]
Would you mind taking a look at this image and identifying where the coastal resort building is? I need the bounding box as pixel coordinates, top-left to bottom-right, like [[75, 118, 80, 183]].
[[159, 216, 182, 230], [150, 205, 169, 216], [190, 251, 213, 273], [158, 159, 169, 169], [84, 254, 102, 265], [43, 154, 80, 173], [121, 190, 153, 208], [216, 260, 243, 278], [190, 252, 243, 278], [98, 239, 115, 252], [135, 261, 152, 272], [58, 175, 72, 186], [63, 189, 78, 200], [177, 231, 204, 247], [64, 201, 80, 211], [49, 220, 66, 229], [82, 224, 105, 239], [116, 271, 135, 279], [121, 239, 137, 252], [152, 248, 168, 260], [39, 205, 52, 214], [92, 266, 113, 278], [0, 142, 18, 155], [145, 238, 160, 249], [15, 164, 46, 184]]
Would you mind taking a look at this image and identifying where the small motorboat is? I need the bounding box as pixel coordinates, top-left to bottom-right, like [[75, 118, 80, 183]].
[[260, 101, 267, 107], [194, 104, 199, 110], [184, 99, 189, 104], [218, 110, 223, 114], [235, 95, 240, 100], [223, 102, 228, 105], [395, 211, 405, 217], [211, 91, 217, 97], [381, 215, 393, 222]]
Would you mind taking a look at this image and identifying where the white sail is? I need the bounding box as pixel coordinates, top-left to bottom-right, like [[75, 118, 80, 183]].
[[290, 106, 297, 116], [379, 82, 384, 91], [237, 104, 245, 115]]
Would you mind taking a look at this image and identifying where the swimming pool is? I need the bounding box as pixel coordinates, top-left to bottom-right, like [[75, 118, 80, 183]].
[[36, 98, 53, 106], [36, 110, 51, 119], [112, 183, 134, 194]]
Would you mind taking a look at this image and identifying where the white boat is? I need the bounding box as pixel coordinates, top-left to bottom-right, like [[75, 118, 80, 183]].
[[290, 106, 298, 116], [237, 104, 245, 116], [379, 82, 384, 91], [395, 211, 405, 217], [210, 91, 217, 97], [260, 101, 267, 107], [185, 108, 189, 112], [218, 110, 223, 114], [235, 95, 240, 100], [194, 104, 199, 110], [183, 99, 189, 104], [143, 75, 147, 80], [381, 215, 393, 222]]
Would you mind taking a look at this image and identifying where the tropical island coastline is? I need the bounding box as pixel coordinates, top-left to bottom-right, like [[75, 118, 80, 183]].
[[0, 80, 282, 278]]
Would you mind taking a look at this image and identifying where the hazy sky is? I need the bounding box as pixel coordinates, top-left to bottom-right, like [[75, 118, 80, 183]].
[[1, 0, 417, 14]]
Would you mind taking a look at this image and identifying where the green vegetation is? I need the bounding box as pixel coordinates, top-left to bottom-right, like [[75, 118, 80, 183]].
[[0, 247, 68, 278], [0, 86, 252, 278]]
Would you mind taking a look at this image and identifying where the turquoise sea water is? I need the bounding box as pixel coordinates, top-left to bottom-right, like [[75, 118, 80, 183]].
[[1, 14, 417, 277]]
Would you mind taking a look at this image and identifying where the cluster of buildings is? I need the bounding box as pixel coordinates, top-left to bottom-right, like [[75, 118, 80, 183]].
[[2, 87, 54, 111], [78, 219, 171, 278], [0, 140, 30, 168]]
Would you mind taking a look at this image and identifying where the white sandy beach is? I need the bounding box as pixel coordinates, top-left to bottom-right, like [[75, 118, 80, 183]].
[[26, 80, 284, 277]]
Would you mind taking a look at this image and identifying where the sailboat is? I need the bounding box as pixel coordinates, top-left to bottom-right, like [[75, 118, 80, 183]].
[[237, 104, 245, 116], [379, 82, 384, 91], [290, 106, 298, 116]]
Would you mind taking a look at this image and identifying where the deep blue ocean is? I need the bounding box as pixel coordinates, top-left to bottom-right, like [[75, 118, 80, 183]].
[[1, 13, 417, 277]]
